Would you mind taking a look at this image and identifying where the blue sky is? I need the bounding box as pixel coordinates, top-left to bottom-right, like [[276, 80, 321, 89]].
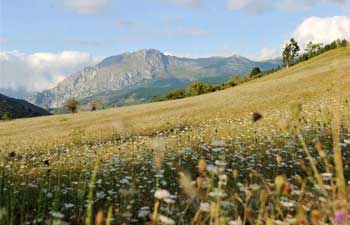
[[1, 0, 349, 58], [0, 0, 349, 94]]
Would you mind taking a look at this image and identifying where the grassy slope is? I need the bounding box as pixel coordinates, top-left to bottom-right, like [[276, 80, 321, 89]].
[[0, 48, 349, 149]]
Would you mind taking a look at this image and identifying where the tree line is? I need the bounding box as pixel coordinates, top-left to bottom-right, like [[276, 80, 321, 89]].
[[155, 38, 349, 102]]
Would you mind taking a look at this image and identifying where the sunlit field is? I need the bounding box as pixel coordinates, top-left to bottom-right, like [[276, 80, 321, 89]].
[[1, 48, 350, 225]]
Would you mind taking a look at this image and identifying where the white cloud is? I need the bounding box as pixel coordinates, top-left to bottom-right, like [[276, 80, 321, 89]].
[[63, 0, 110, 15], [226, 0, 349, 13], [0, 51, 101, 92], [250, 47, 282, 61], [293, 16, 350, 49], [251, 16, 350, 60]]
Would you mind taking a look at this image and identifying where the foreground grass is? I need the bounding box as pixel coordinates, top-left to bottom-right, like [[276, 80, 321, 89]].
[[0, 48, 350, 225]]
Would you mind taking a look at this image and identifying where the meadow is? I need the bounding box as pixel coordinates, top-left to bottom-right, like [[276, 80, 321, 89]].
[[0, 48, 350, 225]]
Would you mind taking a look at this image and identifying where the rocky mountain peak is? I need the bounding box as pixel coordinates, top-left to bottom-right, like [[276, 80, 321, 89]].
[[27, 49, 281, 109]]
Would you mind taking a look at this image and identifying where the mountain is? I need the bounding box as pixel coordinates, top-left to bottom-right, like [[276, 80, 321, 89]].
[[28, 49, 281, 108], [0, 93, 51, 119]]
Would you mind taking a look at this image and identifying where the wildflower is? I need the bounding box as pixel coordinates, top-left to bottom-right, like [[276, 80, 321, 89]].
[[138, 207, 150, 218], [335, 209, 347, 224], [199, 202, 210, 212], [207, 165, 218, 174], [321, 172, 332, 181], [212, 147, 224, 152], [154, 189, 170, 200], [245, 208, 253, 218], [95, 210, 105, 225], [164, 198, 175, 204], [229, 219, 242, 225], [274, 220, 288, 225], [311, 210, 321, 224], [219, 174, 228, 181], [158, 214, 175, 225], [63, 203, 74, 209], [50, 211, 64, 219], [211, 139, 227, 147], [232, 169, 238, 179], [215, 160, 226, 167], [280, 200, 295, 208], [198, 159, 207, 174], [276, 155, 282, 164], [209, 188, 227, 198]]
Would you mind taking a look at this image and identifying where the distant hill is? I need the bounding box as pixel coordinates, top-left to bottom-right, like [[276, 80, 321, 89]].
[[0, 93, 51, 119], [27, 49, 281, 108]]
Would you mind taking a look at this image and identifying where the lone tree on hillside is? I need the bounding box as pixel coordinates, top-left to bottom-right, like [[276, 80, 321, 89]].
[[283, 38, 300, 68], [250, 67, 261, 78], [64, 98, 80, 114]]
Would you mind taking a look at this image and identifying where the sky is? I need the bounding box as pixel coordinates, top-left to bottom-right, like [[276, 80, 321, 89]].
[[0, 0, 350, 95]]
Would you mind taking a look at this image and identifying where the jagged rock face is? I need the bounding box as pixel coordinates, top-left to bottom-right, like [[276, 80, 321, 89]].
[[28, 49, 280, 108]]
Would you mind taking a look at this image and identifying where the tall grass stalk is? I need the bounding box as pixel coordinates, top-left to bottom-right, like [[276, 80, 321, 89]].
[[85, 162, 99, 225]]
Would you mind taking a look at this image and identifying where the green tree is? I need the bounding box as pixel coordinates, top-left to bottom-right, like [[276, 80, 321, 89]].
[[165, 88, 186, 100], [187, 82, 212, 96], [305, 41, 322, 57], [1, 112, 11, 121], [226, 75, 239, 87], [250, 67, 261, 78], [283, 38, 300, 68], [339, 39, 348, 48], [64, 98, 80, 114]]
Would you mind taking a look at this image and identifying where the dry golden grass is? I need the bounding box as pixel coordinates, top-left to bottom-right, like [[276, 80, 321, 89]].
[[0, 48, 349, 150]]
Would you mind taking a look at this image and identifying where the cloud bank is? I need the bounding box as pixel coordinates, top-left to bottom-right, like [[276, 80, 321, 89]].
[[252, 16, 350, 60], [293, 16, 350, 49], [0, 51, 101, 93]]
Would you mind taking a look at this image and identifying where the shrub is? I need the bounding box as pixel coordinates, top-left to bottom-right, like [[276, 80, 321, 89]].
[[226, 75, 242, 87], [250, 67, 261, 78], [187, 82, 213, 96], [1, 112, 11, 121], [64, 98, 80, 114], [165, 88, 186, 100]]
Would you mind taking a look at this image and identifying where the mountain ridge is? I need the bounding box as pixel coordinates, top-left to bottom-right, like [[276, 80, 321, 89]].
[[27, 49, 281, 108], [0, 93, 51, 119]]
